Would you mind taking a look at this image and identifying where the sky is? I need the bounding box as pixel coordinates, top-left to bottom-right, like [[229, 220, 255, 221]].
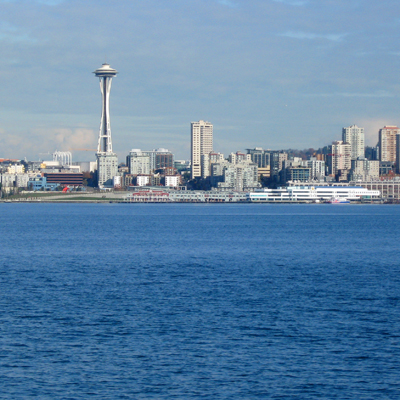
[[1, 0, 400, 162]]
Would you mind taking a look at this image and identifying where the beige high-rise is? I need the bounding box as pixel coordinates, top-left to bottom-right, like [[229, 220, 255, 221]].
[[342, 125, 364, 159], [191, 120, 213, 179], [379, 126, 399, 163], [331, 141, 351, 175]]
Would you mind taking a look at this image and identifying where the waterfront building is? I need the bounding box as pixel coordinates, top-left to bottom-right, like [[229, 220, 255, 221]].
[[93, 63, 119, 188], [27, 175, 59, 191], [379, 126, 399, 163], [248, 185, 380, 202], [350, 159, 379, 181], [342, 125, 365, 159], [350, 179, 400, 200], [125, 189, 248, 203], [191, 120, 213, 179]]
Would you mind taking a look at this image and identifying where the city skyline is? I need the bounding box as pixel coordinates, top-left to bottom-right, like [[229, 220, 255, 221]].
[[1, 1, 400, 161]]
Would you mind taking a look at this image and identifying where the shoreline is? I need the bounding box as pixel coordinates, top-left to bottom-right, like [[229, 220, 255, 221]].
[[0, 199, 387, 204]]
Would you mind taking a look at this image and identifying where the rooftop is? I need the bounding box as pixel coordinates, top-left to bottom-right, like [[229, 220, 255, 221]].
[[93, 63, 118, 77]]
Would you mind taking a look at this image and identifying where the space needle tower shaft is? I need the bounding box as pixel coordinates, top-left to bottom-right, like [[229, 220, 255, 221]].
[[93, 63, 118, 153]]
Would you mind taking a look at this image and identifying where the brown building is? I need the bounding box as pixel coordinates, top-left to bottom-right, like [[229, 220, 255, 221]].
[[44, 173, 83, 186], [379, 126, 399, 163]]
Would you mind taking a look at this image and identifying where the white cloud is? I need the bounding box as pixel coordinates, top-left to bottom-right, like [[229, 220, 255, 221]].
[[1, 127, 97, 160]]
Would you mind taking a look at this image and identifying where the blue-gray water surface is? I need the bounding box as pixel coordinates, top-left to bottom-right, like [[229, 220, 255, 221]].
[[1, 203, 400, 399]]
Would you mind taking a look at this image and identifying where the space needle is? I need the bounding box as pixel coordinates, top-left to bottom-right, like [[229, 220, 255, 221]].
[[93, 63, 118, 188]]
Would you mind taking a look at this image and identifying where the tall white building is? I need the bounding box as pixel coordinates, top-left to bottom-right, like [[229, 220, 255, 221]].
[[342, 125, 365, 159], [191, 120, 213, 179]]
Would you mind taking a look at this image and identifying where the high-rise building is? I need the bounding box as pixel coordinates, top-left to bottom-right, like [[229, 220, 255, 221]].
[[191, 120, 213, 179], [379, 126, 399, 163], [330, 141, 351, 176], [342, 125, 365, 159], [94, 63, 118, 188]]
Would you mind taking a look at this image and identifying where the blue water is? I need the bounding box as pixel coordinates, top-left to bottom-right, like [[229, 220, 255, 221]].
[[1, 203, 400, 399]]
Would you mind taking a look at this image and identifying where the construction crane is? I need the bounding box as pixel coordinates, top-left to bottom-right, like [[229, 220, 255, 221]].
[[69, 148, 97, 152]]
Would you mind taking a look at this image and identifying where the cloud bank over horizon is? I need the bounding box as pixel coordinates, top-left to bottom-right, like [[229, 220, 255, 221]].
[[0, 0, 400, 161]]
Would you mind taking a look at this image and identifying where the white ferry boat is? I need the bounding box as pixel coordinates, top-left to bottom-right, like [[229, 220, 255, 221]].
[[248, 185, 380, 202]]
